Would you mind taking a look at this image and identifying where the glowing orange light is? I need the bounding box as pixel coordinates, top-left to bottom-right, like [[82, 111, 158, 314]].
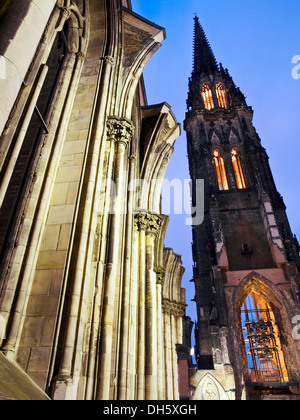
[[232, 149, 246, 189], [216, 83, 228, 109], [213, 150, 229, 191], [201, 85, 214, 110]]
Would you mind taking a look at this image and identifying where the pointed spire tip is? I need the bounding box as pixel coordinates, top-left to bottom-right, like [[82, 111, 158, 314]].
[[192, 17, 218, 75]]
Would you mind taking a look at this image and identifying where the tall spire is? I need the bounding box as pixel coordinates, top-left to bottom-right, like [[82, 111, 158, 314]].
[[187, 16, 248, 111], [193, 16, 218, 75]]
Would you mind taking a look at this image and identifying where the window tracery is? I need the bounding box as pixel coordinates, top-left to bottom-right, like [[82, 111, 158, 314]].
[[215, 83, 227, 109], [201, 84, 214, 110], [231, 149, 246, 189], [213, 150, 229, 191], [241, 292, 289, 384]]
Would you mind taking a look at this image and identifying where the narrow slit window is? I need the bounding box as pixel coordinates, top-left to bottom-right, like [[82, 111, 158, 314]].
[[213, 150, 229, 191], [232, 149, 246, 189], [216, 83, 228, 109], [201, 85, 214, 110]]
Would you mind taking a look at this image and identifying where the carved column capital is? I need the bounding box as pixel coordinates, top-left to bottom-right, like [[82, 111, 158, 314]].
[[154, 267, 165, 286], [134, 212, 163, 236], [162, 298, 186, 317], [76, 51, 86, 62], [102, 56, 115, 66], [107, 117, 134, 149]]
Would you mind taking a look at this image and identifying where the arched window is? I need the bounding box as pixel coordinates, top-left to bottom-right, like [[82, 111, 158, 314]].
[[201, 85, 214, 110], [216, 83, 228, 109], [231, 149, 246, 189], [241, 292, 289, 384], [213, 150, 229, 191]]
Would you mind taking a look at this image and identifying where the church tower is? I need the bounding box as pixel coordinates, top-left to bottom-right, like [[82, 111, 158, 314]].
[[185, 17, 300, 400], [0, 0, 186, 400]]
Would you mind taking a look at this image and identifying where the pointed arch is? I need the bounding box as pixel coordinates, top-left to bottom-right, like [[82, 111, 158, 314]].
[[235, 272, 284, 310], [139, 103, 181, 214], [232, 272, 300, 387], [201, 84, 215, 110], [231, 148, 246, 189], [212, 149, 229, 191], [241, 291, 289, 383], [215, 82, 228, 109], [193, 373, 229, 400], [119, 9, 166, 120], [228, 130, 239, 144], [211, 131, 221, 146]]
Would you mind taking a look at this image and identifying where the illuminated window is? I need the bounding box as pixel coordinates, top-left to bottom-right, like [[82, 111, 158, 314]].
[[232, 149, 246, 189], [216, 83, 228, 109], [213, 150, 229, 191], [241, 293, 289, 384], [201, 85, 214, 110]]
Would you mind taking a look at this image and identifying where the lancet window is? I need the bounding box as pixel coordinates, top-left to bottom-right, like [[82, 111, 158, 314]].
[[201, 85, 214, 110], [216, 83, 228, 109], [241, 293, 289, 384], [231, 149, 246, 189], [213, 150, 229, 191]]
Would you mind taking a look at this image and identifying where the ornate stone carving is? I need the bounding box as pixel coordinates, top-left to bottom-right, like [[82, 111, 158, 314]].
[[154, 267, 165, 285], [76, 51, 86, 62], [162, 298, 186, 317], [59, 7, 71, 20], [134, 212, 163, 236], [107, 117, 134, 148], [101, 56, 115, 66], [202, 378, 220, 401]]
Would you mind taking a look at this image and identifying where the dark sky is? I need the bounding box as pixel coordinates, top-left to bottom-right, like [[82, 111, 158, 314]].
[[132, 0, 300, 323]]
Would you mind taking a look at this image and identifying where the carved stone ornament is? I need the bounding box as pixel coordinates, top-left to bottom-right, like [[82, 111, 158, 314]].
[[107, 117, 134, 148], [162, 298, 186, 317], [59, 7, 71, 20], [76, 51, 86, 60], [202, 379, 220, 401], [101, 56, 115, 66], [134, 212, 163, 236], [154, 267, 165, 285]]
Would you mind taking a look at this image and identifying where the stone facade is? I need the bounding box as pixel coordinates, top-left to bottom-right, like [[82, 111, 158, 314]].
[[0, 0, 186, 400], [185, 17, 300, 400]]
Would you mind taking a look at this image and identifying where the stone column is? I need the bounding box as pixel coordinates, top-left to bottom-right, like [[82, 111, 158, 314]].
[[163, 302, 173, 400], [171, 312, 178, 399], [145, 214, 162, 400], [134, 213, 149, 400], [118, 155, 136, 400], [127, 203, 139, 400], [156, 269, 165, 400], [96, 117, 133, 400], [69, 53, 117, 401], [134, 212, 162, 400], [162, 299, 185, 400], [136, 218, 146, 400]]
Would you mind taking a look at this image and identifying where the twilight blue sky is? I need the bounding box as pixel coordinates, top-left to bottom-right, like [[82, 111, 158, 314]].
[[132, 0, 300, 323]]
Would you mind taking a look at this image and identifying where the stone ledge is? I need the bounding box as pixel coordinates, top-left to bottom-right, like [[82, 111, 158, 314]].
[[0, 352, 50, 400]]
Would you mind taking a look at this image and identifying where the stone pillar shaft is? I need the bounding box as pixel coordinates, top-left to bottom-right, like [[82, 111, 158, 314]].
[[96, 117, 133, 400]]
